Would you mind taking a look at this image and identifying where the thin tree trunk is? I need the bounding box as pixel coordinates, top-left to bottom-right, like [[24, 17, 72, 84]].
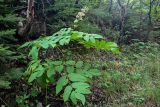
[[108, 0, 113, 13], [27, 0, 34, 19], [148, 0, 152, 25], [117, 0, 126, 44]]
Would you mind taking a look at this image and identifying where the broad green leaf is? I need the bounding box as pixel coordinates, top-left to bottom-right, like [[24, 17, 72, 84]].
[[29, 46, 39, 60], [75, 68, 84, 73], [47, 66, 55, 78], [70, 91, 77, 104], [28, 72, 39, 82], [92, 34, 103, 39], [77, 32, 84, 37], [71, 32, 83, 40], [19, 42, 31, 49], [110, 48, 120, 54], [36, 74, 47, 88], [65, 38, 71, 44], [59, 38, 67, 45], [85, 69, 101, 78], [90, 36, 96, 43], [75, 88, 91, 94], [66, 60, 76, 65], [83, 35, 90, 41], [105, 42, 118, 51], [52, 61, 62, 65], [40, 40, 49, 49], [66, 66, 74, 73], [63, 86, 73, 102], [55, 65, 64, 73], [56, 76, 68, 94], [71, 82, 90, 89], [25, 60, 39, 74], [75, 61, 83, 68], [36, 65, 45, 77], [75, 93, 86, 105], [68, 73, 87, 82]]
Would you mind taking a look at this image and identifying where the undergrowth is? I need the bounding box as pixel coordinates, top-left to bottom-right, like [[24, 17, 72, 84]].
[[96, 42, 160, 107]]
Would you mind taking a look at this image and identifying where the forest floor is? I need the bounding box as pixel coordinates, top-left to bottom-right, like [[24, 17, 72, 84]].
[[0, 42, 160, 107]]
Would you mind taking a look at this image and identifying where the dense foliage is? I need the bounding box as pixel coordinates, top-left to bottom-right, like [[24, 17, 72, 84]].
[[0, 0, 160, 107]]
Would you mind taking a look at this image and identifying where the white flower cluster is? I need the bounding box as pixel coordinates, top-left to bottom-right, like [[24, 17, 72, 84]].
[[74, 7, 89, 25]]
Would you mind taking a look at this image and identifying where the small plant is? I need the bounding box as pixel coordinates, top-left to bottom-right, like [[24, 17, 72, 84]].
[[16, 94, 30, 107], [26, 60, 100, 105], [20, 28, 119, 105]]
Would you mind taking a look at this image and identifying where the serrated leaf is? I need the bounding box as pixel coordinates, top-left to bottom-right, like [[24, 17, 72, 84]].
[[67, 66, 74, 73], [75, 61, 83, 68], [66, 60, 76, 65], [68, 73, 87, 82], [56, 76, 68, 94], [63, 86, 73, 102], [47, 66, 55, 78], [75, 93, 86, 105], [71, 82, 90, 89], [70, 91, 77, 104], [55, 65, 64, 73]]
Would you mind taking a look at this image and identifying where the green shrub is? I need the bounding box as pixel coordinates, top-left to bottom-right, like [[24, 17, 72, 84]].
[[20, 28, 119, 105]]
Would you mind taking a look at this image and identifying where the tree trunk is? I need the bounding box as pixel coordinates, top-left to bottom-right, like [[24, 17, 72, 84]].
[[17, 0, 46, 41], [108, 0, 113, 13], [117, 0, 127, 45]]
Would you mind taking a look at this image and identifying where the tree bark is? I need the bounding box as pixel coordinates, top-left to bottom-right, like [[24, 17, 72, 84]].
[[27, 0, 34, 19], [17, 0, 46, 41]]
